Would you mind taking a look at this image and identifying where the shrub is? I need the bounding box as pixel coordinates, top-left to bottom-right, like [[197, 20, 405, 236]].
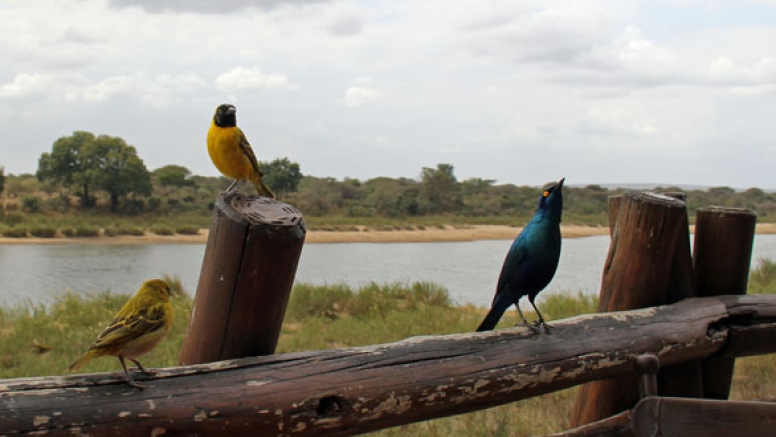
[[61, 228, 76, 237], [175, 225, 200, 235], [75, 226, 100, 237], [147, 197, 162, 211], [121, 199, 145, 215], [21, 196, 41, 213], [47, 193, 71, 213], [29, 226, 57, 238], [116, 226, 145, 236], [150, 225, 174, 236], [103, 227, 119, 237], [2, 227, 27, 238], [3, 212, 24, 226]]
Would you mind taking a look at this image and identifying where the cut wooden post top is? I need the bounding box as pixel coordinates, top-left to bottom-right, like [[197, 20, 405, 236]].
[[697, 206, 757, 218], [217, 194, 306, 228], [629, 191, 687, 206]]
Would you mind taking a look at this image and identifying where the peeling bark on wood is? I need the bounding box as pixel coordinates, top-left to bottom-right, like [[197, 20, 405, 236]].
[[3, 296, 776, 437]]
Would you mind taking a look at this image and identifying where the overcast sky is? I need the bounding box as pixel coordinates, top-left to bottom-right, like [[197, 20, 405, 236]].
[[1, 0, 775, 188]]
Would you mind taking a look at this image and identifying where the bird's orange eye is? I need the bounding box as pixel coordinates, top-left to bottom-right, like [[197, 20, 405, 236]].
[[543, 191, 549, 197]]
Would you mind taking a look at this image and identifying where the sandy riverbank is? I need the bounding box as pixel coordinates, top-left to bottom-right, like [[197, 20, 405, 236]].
[[2, 223, 776, 245]]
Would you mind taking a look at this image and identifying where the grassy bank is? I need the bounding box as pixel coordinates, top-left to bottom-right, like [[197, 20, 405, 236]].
[[1, 263, 775, 436]]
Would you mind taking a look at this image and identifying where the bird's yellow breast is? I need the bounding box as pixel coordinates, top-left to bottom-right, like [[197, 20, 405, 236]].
[[207, 123, 253, 181]]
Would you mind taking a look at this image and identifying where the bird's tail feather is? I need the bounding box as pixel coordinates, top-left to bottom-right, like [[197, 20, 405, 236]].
[[250, 174, 276, 199], [476, 305, 508, 332], [67, 350, 97, 373], [477, 293, 513, 332]]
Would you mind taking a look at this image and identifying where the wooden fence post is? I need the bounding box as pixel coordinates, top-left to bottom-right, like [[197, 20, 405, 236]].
[[571, 192, 689, 426], [659, 192, 703, 398], [693, 206, 756, 399], [179, 195, 306, 365], [606, 195, 623, 236]]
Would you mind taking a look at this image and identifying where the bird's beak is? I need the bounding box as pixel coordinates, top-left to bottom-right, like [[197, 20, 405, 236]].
[[558, 177, 565, 188]]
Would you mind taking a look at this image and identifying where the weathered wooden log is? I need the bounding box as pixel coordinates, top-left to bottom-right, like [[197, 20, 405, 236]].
[[4, 296, 776, 437], [658, 192, 703, 398], [572, 192, 689, 426], [598, 192, 688, 311], [717, 295, 776, 356], [693, 206, 756, 400], [179, 195, 305, 365]]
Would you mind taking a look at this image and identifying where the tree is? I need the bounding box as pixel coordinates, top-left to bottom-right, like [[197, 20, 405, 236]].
[[0, 167, 5, 197], [461, 177, 496, 197], [37, 132, 151, 212], [86, 135, 152, 212], [261, 157, 303, 197], [38, 131, 97, 207], [154, 165, 196, 188], [419, 163, 462, 213]]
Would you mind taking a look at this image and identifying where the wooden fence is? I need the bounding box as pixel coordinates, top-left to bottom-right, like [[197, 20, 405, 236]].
[[1, 192, 773, 437]]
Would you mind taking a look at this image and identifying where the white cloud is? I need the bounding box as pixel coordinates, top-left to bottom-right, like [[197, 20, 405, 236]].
[[708, 56, 776, 84], [341, 86, 380, 107], [3, 0, 776, 188], [0, 71, 206, 106], [214, 67, 300, 91], [107, 0, 333, 14], [0, 73, 59, 97]]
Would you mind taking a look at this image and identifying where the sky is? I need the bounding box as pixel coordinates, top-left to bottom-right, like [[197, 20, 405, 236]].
[[1, 0, 776, 188]]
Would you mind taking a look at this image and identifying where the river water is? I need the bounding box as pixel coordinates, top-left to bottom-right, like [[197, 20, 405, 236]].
[[2, 235, 776, 307]]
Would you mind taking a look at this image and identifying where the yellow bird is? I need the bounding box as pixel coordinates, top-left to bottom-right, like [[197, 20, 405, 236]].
[[207, 103, 275, 198], [68, 279, 174, 390]]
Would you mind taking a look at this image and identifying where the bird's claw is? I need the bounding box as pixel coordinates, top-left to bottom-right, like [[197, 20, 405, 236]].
[[221, 191, 240, 202], [127, 380, 146, 390], [520, 322, 540, 334], [533, 320, 552, 334]]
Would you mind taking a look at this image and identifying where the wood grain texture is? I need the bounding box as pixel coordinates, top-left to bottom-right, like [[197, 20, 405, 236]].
[[179, 195, 305, 365], [659, 192, 702, 399], [693, 206, 757, 400], [573, 192, 689, 426], [4, 296, 776, 437], [632, 397, 776, 437]]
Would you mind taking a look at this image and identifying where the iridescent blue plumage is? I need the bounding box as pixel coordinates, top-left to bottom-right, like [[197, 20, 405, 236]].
[[476, 177, 565, 332]]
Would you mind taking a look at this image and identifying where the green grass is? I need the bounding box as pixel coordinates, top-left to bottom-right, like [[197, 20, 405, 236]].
[[749, 258, 776, 295], [1, 265, 775, 436]]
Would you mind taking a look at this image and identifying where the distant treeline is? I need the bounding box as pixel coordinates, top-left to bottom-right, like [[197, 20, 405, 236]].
[[1, 131, 775, 225], [3, 164, 776, 225]]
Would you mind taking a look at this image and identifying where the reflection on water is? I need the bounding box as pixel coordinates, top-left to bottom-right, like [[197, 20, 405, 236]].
[[1, 234, 775, 307]]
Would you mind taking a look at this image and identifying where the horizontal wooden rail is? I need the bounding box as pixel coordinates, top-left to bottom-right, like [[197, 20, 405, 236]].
[[2, 295, 776, 437]]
